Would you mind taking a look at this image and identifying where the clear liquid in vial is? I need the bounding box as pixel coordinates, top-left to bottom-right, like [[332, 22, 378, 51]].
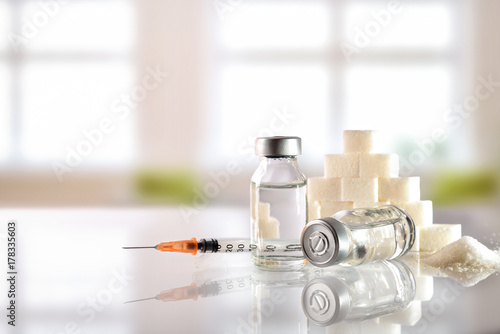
[[251, 182, 306, 270], [337, 207, 414, 265]]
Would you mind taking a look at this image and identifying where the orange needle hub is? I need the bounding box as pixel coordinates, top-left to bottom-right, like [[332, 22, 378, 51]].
[[156, 238, 198, 255]]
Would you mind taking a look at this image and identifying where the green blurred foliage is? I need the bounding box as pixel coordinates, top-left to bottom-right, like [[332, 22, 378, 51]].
[[430, 168, 499, 206], [134, 168, 199, 204]]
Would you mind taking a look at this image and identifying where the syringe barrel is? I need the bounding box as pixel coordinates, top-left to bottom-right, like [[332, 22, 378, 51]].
[[199, 239, 255, 253]]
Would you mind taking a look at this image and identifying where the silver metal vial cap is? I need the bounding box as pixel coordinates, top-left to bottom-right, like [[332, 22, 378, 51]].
[[255, 136, 302, 157], [302, 276, 351, 326], [300, 218, 349, 267]]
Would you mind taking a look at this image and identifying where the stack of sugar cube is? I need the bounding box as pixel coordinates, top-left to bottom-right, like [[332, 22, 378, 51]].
[[307, 130, 462, 253]]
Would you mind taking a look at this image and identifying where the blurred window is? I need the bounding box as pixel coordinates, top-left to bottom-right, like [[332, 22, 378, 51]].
[[209, 0, 458, 169], [0, 0, 135, 168]]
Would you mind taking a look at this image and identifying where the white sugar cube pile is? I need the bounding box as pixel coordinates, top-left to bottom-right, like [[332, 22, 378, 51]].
[[307, 130, 462, 253]]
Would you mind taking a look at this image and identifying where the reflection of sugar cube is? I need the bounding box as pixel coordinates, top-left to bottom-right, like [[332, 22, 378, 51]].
[[341, 178, 378, 202], [379, 177, 420, 202], [324, 154, 360, 178], [318, 201, 354, 217], [360, 154, 399, 178], [360, 321, 401, 334], [381, 301, 422, 326], [391, 201, 433, 227], [308, 177, 342, 202], [418, 224, 462, 252], [343, 130, 381, 153], [326, 318, 401, 334], [414, 276, 434, 301]]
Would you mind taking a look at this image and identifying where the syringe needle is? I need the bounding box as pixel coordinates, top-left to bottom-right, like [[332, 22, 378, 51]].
[[122, 246, 157, 249], [124, 296, 157, 304]]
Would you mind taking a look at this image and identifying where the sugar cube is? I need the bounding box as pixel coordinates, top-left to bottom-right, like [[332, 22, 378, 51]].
[[341, 178, 378, 202], [391, 201, 433, 227], [324, 154, 360, 178], [255, 202, 270, 221], [308, 177, 342, 202], [399, 252, 421, 276], [368, 228, 397, 259], [353, 201, 389, 208], [318, 201, 354, 217], [360, 153, 399, 178], [251, 191, 259, 220], [419, 256, 442, 277], [381, 301, 421, 326], [410, 226, 420, 252], [379, 177, 420, 202], [414, 276, 434, 301], [307, 200, 321, 221], [343, 130, 381, 153], [418, 224, 462, 252], [258, 216, 280, 239]]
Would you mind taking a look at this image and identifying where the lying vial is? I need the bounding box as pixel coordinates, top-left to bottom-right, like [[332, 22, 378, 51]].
[[302, 260, 416, 326], [301, 205, 415, 267], [251, 136, 307, 270]]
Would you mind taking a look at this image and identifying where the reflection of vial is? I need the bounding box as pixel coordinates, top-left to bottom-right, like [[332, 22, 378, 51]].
[[302, 260, 415, 326], [252, 269, 309, 334], [301, 205, 415, 267], [251, 136, 307, 270]]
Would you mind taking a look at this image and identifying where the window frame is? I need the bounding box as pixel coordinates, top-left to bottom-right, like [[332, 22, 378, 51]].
[[209, 0, 464, 168], [1, 0, 136, 168]]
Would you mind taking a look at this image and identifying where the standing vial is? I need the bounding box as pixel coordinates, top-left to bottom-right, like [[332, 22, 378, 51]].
[[301, 205, 415, 267], [251, 136, 307, 270]]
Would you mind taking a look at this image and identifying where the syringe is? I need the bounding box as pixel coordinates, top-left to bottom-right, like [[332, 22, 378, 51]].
[[125, 276, 252, 304], [123, 238, 302, 255], [125, 282, 219, 303], [124, 238, 256, 255]]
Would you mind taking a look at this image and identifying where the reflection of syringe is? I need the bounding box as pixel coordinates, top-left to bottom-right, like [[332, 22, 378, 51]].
[[123, 238, 301, 255], [125, 276, 252, 304]]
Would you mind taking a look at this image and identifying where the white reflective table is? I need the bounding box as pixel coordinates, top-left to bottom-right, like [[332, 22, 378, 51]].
[[1, 206, 499, 334]]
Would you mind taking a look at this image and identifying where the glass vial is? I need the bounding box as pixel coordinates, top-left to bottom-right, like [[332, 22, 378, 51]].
[[301, 205, 415, 267], [251, 136, 307, 270], [302, 260, 416, 326]]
